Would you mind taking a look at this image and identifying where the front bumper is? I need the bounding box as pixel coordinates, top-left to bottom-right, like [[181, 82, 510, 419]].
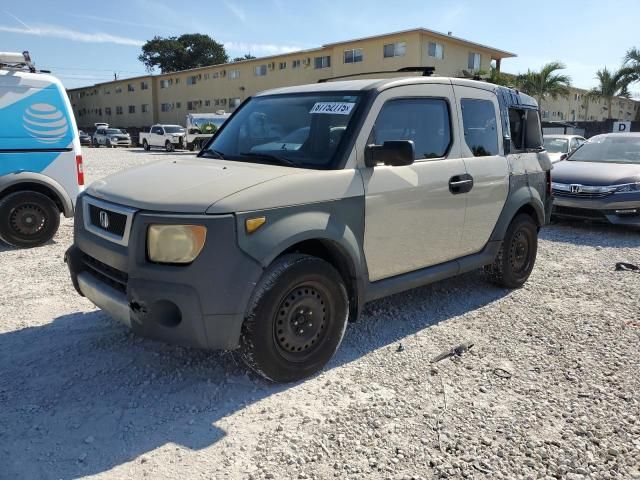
[[66, 196, 264, 350], [553, 192, 640, 226]]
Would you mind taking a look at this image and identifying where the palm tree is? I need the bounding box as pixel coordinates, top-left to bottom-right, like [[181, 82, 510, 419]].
[[516, 61, 572, 106], [624, 47, 640, 79], [588, 67, 633, 119]]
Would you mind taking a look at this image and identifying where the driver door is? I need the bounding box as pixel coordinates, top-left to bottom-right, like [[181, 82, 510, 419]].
[[360, 84, 468, 281]]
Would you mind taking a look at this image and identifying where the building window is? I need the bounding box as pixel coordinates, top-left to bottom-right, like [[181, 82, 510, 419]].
[[460, 99, 498, 157], [116, 106, 123, 115], [314, 56, 331, 69], [127, 84, 135, 92], [467, 52, 481, 70], [115, 86, 122, 94], [279, 61, 287, 70], [128, 105, 135, 114], [176, 102, 181, 109], [187, 75, 198, 85], [141, 81, 149, 90], [175, 78, 181, 84], [427, 42, 444, 60], [187, 100, 201, 111], [383, 42, 406, 58], [161, 103, 172, 112], [371, 98, 451, 159], [254, 65, 267, 76], [105, 107, 112, 115], [204, 73, 210, 80], [141, 104, 149, 113], [344, 48, 363, 64], [229, 97, 241, 109], [229, 69, 240, 79], [292, 59, 301, 69], [204, 100, 211, 107], [160, 79, 170, 89]]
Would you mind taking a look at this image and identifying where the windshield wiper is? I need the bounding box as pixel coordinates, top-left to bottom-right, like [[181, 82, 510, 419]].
[[239, 152, 296, 167], [199, 148, 225, 159]]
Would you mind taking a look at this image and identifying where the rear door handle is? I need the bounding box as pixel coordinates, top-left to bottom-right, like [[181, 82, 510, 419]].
[[449, 174, 474, 194]]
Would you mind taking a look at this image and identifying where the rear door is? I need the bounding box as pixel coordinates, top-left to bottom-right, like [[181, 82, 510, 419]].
[[360, 83, 469, 281], [452, 85, 509, 256]]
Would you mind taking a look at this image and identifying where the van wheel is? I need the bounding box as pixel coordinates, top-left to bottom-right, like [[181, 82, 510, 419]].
[[142, 140, 150, 151], [240, 254, 349, 383], [485, 213, 538, 288], [0, 191, 60, 248], [106, 139, 112, 148], [165, 140, 174, 152], [92, 138, 99, 148]]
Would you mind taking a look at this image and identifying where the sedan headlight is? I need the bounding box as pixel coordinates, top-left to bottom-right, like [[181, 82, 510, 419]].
[[614, 182, 640, 193], [147, 225, 207, 264]]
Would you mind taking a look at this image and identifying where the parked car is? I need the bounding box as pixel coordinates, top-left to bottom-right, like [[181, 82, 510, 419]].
[[543, 134, 586, 163], [0, 51, 83, 247], [552, 132, 640, 226], [185, 112, 231, 151], [78, 130, 92, 145], [139, 124, 186, 152], [92, 127, 131, 148], [65, 77, 552, 382]]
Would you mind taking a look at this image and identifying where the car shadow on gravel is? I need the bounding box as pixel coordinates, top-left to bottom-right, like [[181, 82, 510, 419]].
[[0, 271, 507, 479], [543, 221, 640, 248]]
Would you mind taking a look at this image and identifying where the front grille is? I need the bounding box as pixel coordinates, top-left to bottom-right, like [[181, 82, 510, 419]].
[[81, 253, 128, 294], [553, 205, 609, 221], [553, 190, 612, 199], [88, 204, 127, 236]]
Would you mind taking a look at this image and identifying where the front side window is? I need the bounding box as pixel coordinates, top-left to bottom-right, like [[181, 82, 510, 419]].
[[468, 52, 481, 70], [369, 98, 451, 160], [460, 99, 498, 156], [383, 42, 406, 58], [344, 48, 363, 64], [427, 42, 444, 59], [204, 92, 363, 169], [314, 56, 331, 69]]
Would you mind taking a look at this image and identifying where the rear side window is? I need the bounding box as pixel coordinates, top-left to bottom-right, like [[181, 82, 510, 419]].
[[509, 108, 543, 151], [460, 99, 498, 156], [370, 98, 451, 159]]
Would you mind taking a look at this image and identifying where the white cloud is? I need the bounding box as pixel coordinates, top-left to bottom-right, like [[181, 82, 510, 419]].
[[68, 13, 174, 31], [224, 41, 301, 56], [0, 24, 144, 46], [223, 1, 247, 23]]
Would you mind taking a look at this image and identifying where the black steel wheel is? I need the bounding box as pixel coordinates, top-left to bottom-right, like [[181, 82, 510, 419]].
[[485, 213, 538, 288], [165, 140, 174, 152], [0, 191, 60, 248], [143, 139, 150, 151], [240, 254, 349, 383]]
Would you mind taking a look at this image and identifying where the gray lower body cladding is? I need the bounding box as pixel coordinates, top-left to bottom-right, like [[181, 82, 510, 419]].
[[66, 195, 263, 349], [553, 193, 640, 226]]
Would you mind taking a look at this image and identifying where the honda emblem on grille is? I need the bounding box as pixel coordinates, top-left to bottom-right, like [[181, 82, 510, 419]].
[[570, 184, 582, 193], [99, 210, 110, 229]]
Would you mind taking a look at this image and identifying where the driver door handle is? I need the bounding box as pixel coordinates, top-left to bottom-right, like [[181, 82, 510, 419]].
[[449, 174, 474, 194]]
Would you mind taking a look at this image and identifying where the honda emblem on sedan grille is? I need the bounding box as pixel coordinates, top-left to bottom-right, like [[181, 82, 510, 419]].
[[570, 184, 581, 193], [99, 211, 110, 229]]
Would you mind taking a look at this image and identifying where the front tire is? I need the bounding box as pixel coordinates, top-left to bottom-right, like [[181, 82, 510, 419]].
[[165, 140, 174, 152], [0, 191, 60, 248], [240, 254, 349, 383], [485, 213, 538, 288]]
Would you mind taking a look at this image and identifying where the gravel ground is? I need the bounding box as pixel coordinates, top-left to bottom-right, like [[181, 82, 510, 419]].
[[1, 147, 639, 480]]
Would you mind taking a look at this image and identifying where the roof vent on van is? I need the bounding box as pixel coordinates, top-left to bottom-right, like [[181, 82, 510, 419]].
[[0, 51, 36, 72]]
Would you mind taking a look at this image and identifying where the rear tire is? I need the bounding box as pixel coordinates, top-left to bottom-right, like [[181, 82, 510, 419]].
[[143, 139, 150, 151], [485, 213, 538, 288], [240, 254, 349, 383], [165, 140, 174, 152], [0, 191, 60, 248]]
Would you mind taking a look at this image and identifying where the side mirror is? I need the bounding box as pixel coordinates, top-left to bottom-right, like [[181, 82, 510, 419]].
[[560, 153, 568, 161], [503, 136, 511, 155], [365, 141, 415, 167]]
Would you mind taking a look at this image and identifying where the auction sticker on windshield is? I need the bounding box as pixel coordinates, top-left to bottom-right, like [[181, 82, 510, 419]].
[[310, 102, 355, 115]]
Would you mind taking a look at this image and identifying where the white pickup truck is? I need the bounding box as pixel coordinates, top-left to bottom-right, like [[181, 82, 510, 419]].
[[139, 124, 186, 152], [185, 112, 230, 151]]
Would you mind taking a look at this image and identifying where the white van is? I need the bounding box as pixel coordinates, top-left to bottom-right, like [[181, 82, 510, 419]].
[[0, 52, 83, 247]]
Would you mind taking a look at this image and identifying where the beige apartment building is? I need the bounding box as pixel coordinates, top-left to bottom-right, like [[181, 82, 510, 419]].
[[67, 28, 515, 128], [538, 88, 639, 123]]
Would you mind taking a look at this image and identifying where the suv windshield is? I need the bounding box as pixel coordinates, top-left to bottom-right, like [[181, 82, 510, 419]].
[[203, 92, 363, 169], [569, 136, 640, 164], [544, 138, 569, 153], [105, 128, 123, 134], [164, 126, 185, 133]]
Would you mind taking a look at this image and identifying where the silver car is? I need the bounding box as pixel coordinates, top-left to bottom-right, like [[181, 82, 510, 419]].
[[552, 133, 640, 227], [543, 134, 586, 163]]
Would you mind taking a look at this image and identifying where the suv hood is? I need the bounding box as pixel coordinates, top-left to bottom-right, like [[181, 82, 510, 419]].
[[553, 160, 640, 185], [87, 158, 298, 213]]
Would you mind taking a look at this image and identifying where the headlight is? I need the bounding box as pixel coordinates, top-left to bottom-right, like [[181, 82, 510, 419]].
[[147, 225, 207, 264], [615, 182, 640, 193]]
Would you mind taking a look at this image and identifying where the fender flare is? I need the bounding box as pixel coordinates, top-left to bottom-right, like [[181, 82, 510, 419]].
[[0, 171, 75, 217], [489, 185, 545, 243]]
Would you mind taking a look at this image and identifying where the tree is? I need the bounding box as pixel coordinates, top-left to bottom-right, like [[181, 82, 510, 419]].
[[138, 34, 228, 73], [588, 67, 633, 119], [233, 54, 257, 62], [516, 62, 572, 106]]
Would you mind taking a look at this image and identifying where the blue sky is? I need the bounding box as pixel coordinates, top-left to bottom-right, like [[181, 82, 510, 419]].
[[2, 0, 638, 94]]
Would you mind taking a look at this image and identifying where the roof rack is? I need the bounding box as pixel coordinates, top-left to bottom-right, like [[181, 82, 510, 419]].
[[0, 51, 36, 72], [318, 66, 436, 83]]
